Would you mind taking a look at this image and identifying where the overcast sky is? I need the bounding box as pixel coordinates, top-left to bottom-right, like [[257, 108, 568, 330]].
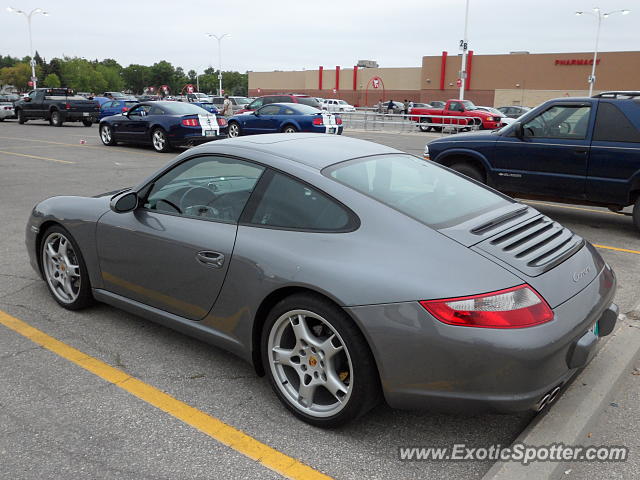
[[2, 0, 637, 73]]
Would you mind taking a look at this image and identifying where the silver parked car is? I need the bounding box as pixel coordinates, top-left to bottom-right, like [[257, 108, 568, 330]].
[[26, 134, 617, 427]]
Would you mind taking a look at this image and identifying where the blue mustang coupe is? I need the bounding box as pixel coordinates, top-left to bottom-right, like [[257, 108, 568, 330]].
[[99, 101, 228, 152], [99, 99, 140, 120], [227, 103, 343, 137]]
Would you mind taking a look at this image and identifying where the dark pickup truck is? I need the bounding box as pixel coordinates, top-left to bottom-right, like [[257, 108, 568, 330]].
[[424, 92, 640, 231], [14, 88, 100, 127]]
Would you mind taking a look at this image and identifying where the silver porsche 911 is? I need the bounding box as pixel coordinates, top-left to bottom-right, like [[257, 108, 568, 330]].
[[26, 133, 618, 427]]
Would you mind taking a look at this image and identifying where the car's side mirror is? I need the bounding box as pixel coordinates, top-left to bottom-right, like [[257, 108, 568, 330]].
[[513, 121, 525, 138], [110, 191, 139, 213]]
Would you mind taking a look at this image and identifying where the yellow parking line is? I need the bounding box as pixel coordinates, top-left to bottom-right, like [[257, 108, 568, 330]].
[[0, 310, 332, 480], [594, 244, 640, 255], [523, 200, 620, 216], [0, 136, 160, 157], [0, 150, 74, 164]]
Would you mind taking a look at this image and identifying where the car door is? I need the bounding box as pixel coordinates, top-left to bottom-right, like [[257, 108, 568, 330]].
[[100, 101, 115, 119], [251, 105, 282, 133], [96, 154, 266, 320], [23, 90, 39, 117], [115, 104, 152, 142], [492, 102, 593, 198]]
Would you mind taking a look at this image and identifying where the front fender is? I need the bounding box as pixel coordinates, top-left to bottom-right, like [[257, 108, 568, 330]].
[[26, 196, 111, 288], [434, 147, 492, 171]]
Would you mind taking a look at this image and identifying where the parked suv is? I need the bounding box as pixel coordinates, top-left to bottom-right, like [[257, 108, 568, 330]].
[[424, 92, 640, 231], [239, 94, 320, 113]]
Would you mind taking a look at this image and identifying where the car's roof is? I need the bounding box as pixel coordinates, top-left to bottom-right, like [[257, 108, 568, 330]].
[[205, 133, 400, 170]]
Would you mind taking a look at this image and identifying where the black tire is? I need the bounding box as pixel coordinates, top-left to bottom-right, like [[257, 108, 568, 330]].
[[261, 293, 380, 428], [82, 118, 93, 127], [50, 110, 64, 127], [39, 225, 94, 310], [419, 118, 431, 132], [282, 125, 297, 133], [99, 124, 116, 146], [151, 127, 171, 153], [0, 118, 4, 122], [17, 109, 27, 124], [633, 197, 640, 232], [449, 162, 485, 183], [228, 121, 241, 138]]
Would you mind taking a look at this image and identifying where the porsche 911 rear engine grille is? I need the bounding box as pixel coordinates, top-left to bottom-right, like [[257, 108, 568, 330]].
[[475, 215, 585, 277]]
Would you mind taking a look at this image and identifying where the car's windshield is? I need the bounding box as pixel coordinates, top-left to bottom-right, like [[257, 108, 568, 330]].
[[110, 92, 125, 98], [234, 97, 251, 105], [161, 102, 210, 115], [338, 100, 348, 105], [462, 100, 476, 110], [325, 154, 509, 228]]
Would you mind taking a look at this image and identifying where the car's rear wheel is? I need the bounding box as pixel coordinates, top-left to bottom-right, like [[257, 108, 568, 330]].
[[17, 109, 27, 124], [633, 197, 640, 232], [82, 118, 93, 127], [419, 118, 431, 132], [50, 110, 64, 127], [228, 121, 241, 138], [40, 226, 93, 310], [100, 124, 116, 146], [283, 125, 297, 133], [449, 162, 485, 183], [262, 293, 380, 428], [151, 128, 171, 152]]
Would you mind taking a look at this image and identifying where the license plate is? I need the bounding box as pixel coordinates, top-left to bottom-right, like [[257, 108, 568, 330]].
[[328, 128, 335, 134], [589, 321, 599, 337], [204, 130, 216, 136], [83, 112, 90, 117]]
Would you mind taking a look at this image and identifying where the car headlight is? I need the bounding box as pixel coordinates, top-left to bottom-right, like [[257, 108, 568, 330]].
[[423, 145, 430, 160]]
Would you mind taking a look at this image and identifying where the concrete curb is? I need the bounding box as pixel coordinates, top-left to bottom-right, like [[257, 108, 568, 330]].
[[482, 314, 640, 480]]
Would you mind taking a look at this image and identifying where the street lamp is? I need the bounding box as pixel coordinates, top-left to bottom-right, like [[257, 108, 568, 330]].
[[205, 33, 230, 96], [459, 0, 470, 100], [575, 7, 630, 96], [7, 6, 49, 90]]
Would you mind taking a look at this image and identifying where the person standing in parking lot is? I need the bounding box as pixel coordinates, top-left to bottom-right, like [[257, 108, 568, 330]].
[[221, 95, 233, 116], [387, 99, 394, 114], [403, 99, 410, 118]]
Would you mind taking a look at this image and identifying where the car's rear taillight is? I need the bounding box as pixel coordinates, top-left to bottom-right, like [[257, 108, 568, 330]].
[[182, 117, 200, 126], [65, 102, 71, 110], [217, 117, 227, 126], [122, 107, 129, 113], [336, 116, 343, 125], [312, 117, 323, 125], [420, 285, 553, 329]]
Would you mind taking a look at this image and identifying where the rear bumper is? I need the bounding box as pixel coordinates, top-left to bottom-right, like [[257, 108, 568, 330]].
[[171, 133, 228, 146], [61, 111, 99, 122], [346, 263, 617, 413]]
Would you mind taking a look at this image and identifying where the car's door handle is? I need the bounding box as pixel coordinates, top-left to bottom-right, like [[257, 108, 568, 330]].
[[196, 250, 225, 268], [574, 148, 588, 154]]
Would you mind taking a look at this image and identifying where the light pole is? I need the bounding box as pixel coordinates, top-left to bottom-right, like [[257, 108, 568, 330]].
[[7, 6, 49, 90], [575, 7, 630, 96], [206, 33, 230, 96], [459, 0, 470, 100]]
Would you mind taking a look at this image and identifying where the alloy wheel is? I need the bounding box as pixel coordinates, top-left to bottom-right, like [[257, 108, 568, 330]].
[[100, 125, 111, 144], [42, 232, 81, 304], [267, 309, 353, 418], [152, 130, 166, 151]]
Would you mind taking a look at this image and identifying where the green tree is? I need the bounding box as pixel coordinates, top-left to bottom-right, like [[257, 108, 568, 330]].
[[96, 65, 124, 91], [122, 64, 151, 93], [0, 62, 32, 90], [42, 73, 61, 88], [149, 60, 175, 91]]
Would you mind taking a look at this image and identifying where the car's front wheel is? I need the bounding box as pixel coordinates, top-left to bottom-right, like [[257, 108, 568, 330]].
[[262, 293, 380, 428], [151, 128, 171, 152], [228, 121, 241, 138], [450, 162, 485, 183], [100, 124, 116, 146], [40, 226, 93, 310]]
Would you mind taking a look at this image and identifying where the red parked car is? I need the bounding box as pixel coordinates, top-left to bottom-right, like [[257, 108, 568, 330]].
[[238, 94, 320, 113], [410, 99, 505, 132]]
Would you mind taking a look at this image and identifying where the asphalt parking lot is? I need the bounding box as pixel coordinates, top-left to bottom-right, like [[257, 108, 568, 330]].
[[1, 121, 639, 480]]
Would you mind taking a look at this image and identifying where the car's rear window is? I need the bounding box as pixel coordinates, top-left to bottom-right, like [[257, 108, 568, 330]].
[[162, 102, 210, 115], [324, 154, 509, 228], [295, 97, 320, 108], [289, 104, 321, 114]]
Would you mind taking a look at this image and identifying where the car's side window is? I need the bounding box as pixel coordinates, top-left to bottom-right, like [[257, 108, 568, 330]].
[[282, 108, 296, 115], [102, 101, 114, 109], [593, 102, 640, 143], [522, 105, 591, 140], [258, 105, 281, 115], [148, 105, 165, 115], [248, 171, 353, 231], [250, 98, 264, 109], [449, 102, 463, 112], [128, 105, 150, 117], [144, 156, 265, 223]]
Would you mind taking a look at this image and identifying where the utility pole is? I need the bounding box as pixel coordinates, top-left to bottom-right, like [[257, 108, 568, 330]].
[[206, 33, 230, 95], [7, 7, 49, 90], [459, 0, 470, 100]]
